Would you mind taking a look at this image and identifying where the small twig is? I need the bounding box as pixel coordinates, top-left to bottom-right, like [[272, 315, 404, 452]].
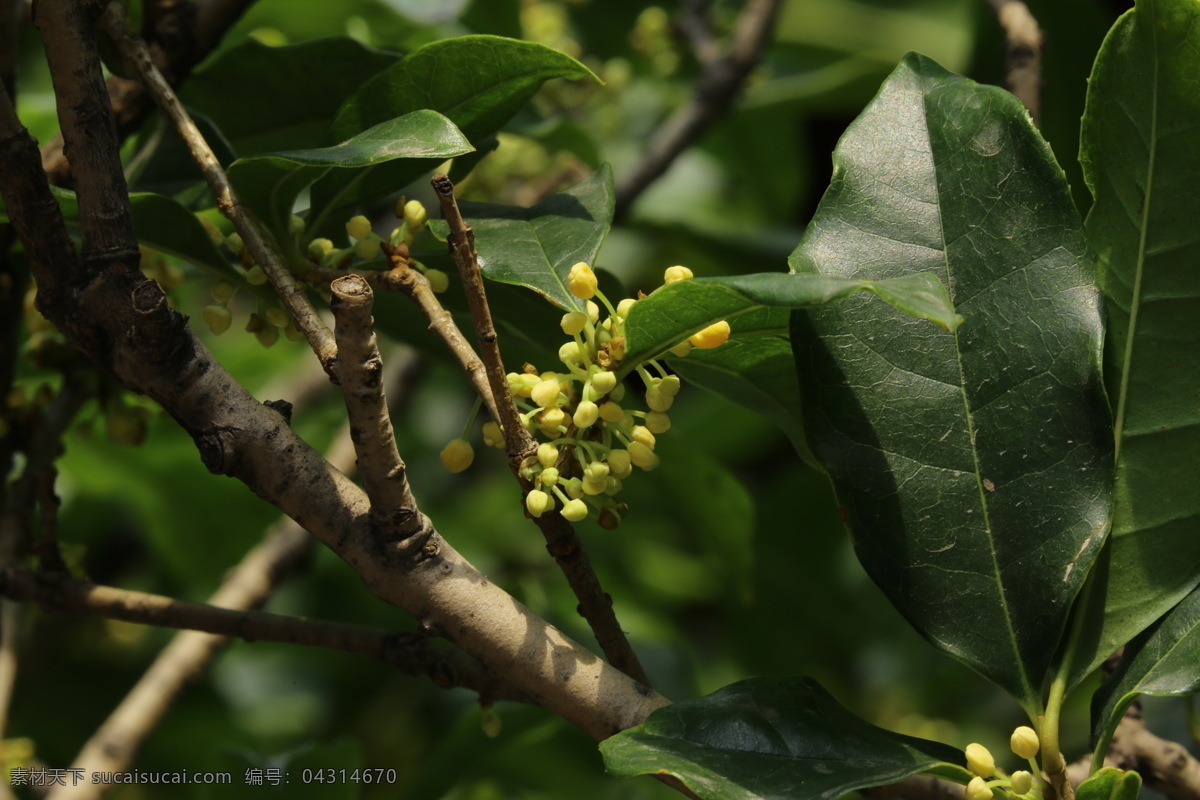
[[429, 174, 650, 687], [615, 0, 783, 217], [678, 0, 721, 66], [431, 174, 537, 462], [36, 467, 65, 572], [987, 0, 1042, 126], [99, 4, 339, 375], [0, 567, 531, 707], [330, 274, 433, 550]]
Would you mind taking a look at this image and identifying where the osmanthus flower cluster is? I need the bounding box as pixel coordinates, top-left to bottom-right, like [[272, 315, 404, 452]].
[[199, 198, 441, 345], [962, 726, 1045, 800], [440, 262, 731, 528]]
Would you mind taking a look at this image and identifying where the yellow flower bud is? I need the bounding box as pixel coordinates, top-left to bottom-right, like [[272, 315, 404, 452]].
[[255, 326, 279, 348], [525, 489, 553, 517], [645, 385, 673, 412], [670, 340, 693, 357], [425, 269, 450, 293], [645, 410, 671, 434], [559, 340, 586, 367], [531, 379, 562, 409], [616, 297, 637, 318], [607, 449, 633, 479], [1010, 726, 1039, 759], [965, 743, 995, 778], [582, 474, 608, 495], [628, 441, 659, 471], [346, 215, 372, 241], [266, 307, 290, 328], [537, 442, 560, 468], [1010, 771, 1033, 796], [561, 498, 588, 522], [966, 776, 993, 800], [403, 199, 427, 233], [202, 304, 232, 335], [482, 421, 505, 449], [599, 401, 625, 423], [539, 466, 560, 486], [354, 237, 380, 260], [440, 439, 474, 473], [538, 407, 567, 434], [561, 311, 588, 335], [568, 262, 598, 300], [631, 425, 656, 449], [226, 232, 245, 253], [562, 477, 583, 499], [308, 238, 334, 258], [585, 462, 610, 481], [690, 320, 731, 349], [586, 300, 600, 323], [659, 375, 681, 397], [573, 400, 600, 428], [591, 371, 618, 397], [245, 265, 268, 286], [663, 265, 693, 284], [211, 280, 237, 303]]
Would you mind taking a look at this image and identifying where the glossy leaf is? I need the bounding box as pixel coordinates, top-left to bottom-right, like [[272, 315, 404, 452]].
[[227, 111, 472, 240], [622, 271, 961, 373], [1075, 768, 1143, 800], [1066, 0, 1200, 687], [311, 36, 597, 226], [790, 53, 1111, 710], [180, 37, 402, 155], [1091, 586, 1200, 760], [600, 676, 969, 800], [428, 164, 614, 312]]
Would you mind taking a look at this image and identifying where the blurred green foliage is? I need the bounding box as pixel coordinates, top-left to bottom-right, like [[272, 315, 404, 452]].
[[5, 0, 1131, 797]]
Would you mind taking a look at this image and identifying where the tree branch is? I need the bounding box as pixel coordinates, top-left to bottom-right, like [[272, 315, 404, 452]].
[[987, 0, 1042, 126], [430, 174, 651, 687], [99, 4, 338, 375], [1, 6, 668, 743], [614, 0, 783, 217]]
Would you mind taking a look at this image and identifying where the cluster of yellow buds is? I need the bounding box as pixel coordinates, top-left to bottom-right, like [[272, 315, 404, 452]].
[[441, 262, 731, 528], [962, 726, 1043, 800], [337, 199, 448, 291]]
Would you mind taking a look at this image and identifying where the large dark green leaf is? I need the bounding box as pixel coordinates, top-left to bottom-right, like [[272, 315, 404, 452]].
[[180, 37, 402, 156], [427, 164, 614, 312], [311, 36, 597, 227], [227, 111, 472, 241], [790, 53, 1111, 710], [622, 272, 961, 372], [600, 677, 969, 800], [1066, 0, 1200, 688], [1091, 585, 1200, 760]]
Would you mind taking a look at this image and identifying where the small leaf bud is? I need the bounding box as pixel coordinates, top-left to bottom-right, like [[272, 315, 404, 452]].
[[628, 441, 659, 471], [1010, 771, 1033, 796], [245, 265, 268, 285], [537, 443, 560, 468], [659, 375, 681, 397], [965, 777, 993, 800], [540, 467, 560, 487], [616, 297, 636, 318], [1010, 726, 1040, 760], [591, 371, 618, 397], [670, 340, 693, 357], [599, 401, 625, 423], [965, 743, 995, 778], [403, 199, 428, 233], [203, 305, 232, 335], [645, 410, 671, 434], [211, 280, 238, 303], [440, 439, 475, 473], [525, 489, 553, 517], [690, 320, 731, 349], [531, 380, 562, 409], [573, 400, 600, 428], [425, 269, 450, 293], [568, 262, 598, 300], [482, 421, 505, 449], [631, 425, 656, 449], [645, 385, 673, 412], [663, 265, 693, 284], [560, 311, 588, 335], [561, 498, 588, 522], [346, 215, 372, 241], [607, 449, 633, 479], [266, 307, 290, 328]]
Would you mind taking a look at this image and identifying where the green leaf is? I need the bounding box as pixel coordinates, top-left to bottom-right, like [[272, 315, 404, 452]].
[[1075, 767, 1143, 800], [180, 37, 402, 155], [1066, 0, 1200, 687], [227, 110, 472, 240], [622, 272, 962, 373], [311, 36, 597, 226], [789, 53, 1111, 710], [1091, 585, 1200, 761], [428, 164, 614, 312], [600, 676, 969, 800]]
